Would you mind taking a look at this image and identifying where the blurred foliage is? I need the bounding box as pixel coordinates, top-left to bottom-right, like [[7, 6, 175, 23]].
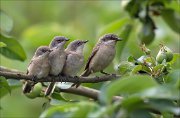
[[0, 0, 179, 118]]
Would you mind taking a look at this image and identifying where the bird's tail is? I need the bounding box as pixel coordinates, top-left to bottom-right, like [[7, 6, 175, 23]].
[[80, 69, 91, 77], [23, 81, 34, 93], [71, 69, 91, 88], [45, 82, 56, 96]]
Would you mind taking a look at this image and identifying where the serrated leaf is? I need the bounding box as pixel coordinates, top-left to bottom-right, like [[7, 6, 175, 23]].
[[161, 8, 180, 34], [0, 10, 13, 33], [0, 33, 26, 61], [0, 42, 6, 47], [99, 75, 158, 104]]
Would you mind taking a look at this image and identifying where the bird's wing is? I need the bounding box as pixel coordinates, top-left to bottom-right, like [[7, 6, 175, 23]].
[[26, 59, 34, 74], [84, 43, 100, 70]]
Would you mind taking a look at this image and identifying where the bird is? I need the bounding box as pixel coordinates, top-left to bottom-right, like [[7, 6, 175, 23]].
[[44, 36, 69, 96], [61, 40, 88, 76], [23, 46, 51, 94], [81, 34, 122, 77]]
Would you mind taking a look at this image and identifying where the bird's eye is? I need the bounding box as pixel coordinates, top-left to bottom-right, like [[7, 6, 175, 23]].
[[42, 49, 47, 52], [77, 42, 81, 45]]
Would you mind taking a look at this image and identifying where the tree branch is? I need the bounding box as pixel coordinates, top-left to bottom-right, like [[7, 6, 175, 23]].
[[0, 70, 120, 83], [59, 86, 123, 101], [0, 66, 123, 101]]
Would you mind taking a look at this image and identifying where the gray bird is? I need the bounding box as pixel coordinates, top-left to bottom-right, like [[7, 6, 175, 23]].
[[62, 40, 88, 76], [81, 34, 122, 77], [23, 46, 51, 93], [44, 36, 69, 96]]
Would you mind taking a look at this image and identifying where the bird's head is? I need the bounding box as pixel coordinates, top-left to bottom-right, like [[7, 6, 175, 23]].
[[66, 40, 88, 53], [49, 36, 69, 49], [99, 34, 122, 45], [35, 46, 51, 57]]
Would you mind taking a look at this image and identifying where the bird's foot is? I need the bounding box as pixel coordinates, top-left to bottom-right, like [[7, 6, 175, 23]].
[[57, 73, 63, 83], [31, 75, 37, 81], [71, 83, 80, 88], [71, 76, 80, 88]]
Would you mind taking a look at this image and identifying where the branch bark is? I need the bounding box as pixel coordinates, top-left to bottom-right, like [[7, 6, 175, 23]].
[[0, 66, 123, 101], [59, 86, 123, 101], [0, 70, 120, 83]]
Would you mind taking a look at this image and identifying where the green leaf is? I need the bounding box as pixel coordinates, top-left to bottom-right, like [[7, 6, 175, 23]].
[[0, 10, 13, 33], [98, 18, 130, 36], [40, 103, 75, 118], [165, 69, 180, 88], [128, 56, 135, 62], [131, 65, 143, 74], [71, 102, 98, 118], [21, 23, 75, 49], [99, 75, 158, 104], [40, 102, 97, 118], [121, 85, 179, 115], [168, 53, 180, 65], [117, 61, 134, 75], [88, 102, 118, 118], [153, 64, 164, 72], [139, 17, 155, 45], [125, 0, 142, 18], [0, 42, 6, 47], [51, 92, 67, 101], [161, 8, 180, 34], [115, 24, 133, 61], [7, 79, 21, 86], [50, 92, 68, 105], [0, 76, 11, 98], [148, 99, 180, 115], [139, 85, 180, 100], [130, 109, 152, 118], [0, 33, 26, 61]]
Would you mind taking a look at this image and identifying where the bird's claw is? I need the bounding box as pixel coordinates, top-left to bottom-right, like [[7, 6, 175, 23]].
[[31, 76, 37, 81]]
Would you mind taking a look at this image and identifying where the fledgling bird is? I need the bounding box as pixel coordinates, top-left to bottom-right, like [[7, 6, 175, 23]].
[[81, 34, 122, 77], [44, 36, 69, 96], [23, 46, 51, 93], [62, 40, 88, 76]]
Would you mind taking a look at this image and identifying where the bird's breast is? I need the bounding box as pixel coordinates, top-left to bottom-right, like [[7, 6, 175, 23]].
[[89, 44, 115, 72]]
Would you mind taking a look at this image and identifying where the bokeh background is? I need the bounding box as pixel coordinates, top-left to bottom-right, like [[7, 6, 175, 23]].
[[0, 0, 179, 117]]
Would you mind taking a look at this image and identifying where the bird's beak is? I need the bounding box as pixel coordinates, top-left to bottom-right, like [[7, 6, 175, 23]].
[[65, 38, 69, 41], [116, 37, 123, 41], [83, 40, 88, 43]]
